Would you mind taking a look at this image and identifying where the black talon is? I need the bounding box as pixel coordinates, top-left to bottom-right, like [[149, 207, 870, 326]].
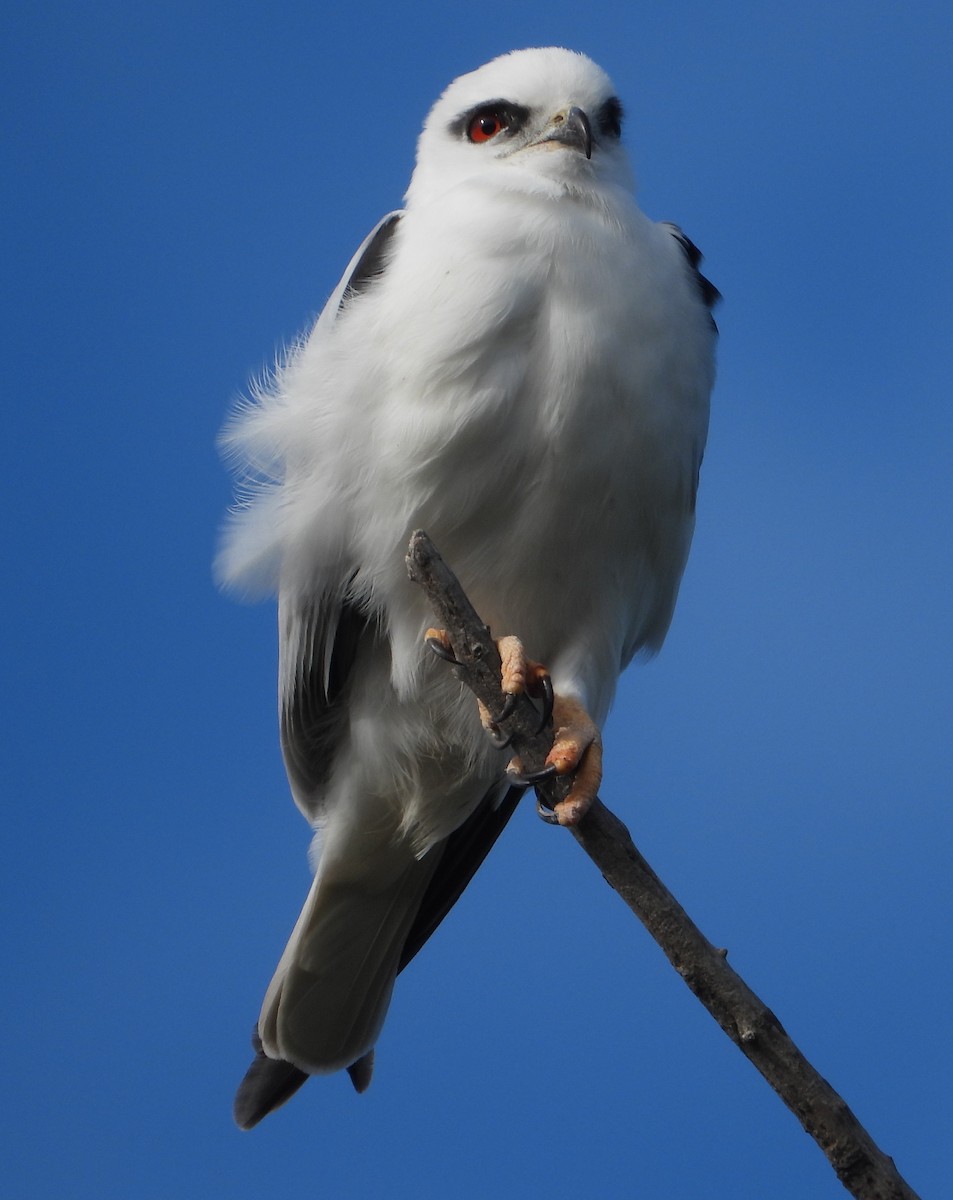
[[425, 635, 458, 664], [535, 674, 555, 734], [506, 762, 559, 787], [495, 692, 518, 723], [536, 796, 560, 824], [485, 724, 513, 750]]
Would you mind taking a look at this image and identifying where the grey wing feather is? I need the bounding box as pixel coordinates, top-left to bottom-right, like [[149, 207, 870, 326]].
[[398, 784, 523, 969], [251, 592, 375, 1123], [278, 213, 403, 797], [279, 593, 371, 800]]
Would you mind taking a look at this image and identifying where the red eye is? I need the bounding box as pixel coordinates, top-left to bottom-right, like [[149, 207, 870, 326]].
[[468, 111, 506, 143]]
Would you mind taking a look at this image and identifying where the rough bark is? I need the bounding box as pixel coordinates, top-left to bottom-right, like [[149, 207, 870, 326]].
[[406, 529, 921, 1200]]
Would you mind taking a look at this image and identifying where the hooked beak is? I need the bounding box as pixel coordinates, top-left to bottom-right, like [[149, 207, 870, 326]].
[[536, 106, 593, 160]]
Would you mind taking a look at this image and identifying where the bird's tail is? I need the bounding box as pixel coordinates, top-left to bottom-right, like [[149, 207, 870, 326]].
[[238, 832, 440, 1115]]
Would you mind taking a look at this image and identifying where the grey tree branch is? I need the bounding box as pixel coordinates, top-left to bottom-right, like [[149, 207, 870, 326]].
[[406, 529, 921, 1200]]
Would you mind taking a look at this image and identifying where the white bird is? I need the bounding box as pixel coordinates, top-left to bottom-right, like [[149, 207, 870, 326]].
[[219, 46, 717, 1128]]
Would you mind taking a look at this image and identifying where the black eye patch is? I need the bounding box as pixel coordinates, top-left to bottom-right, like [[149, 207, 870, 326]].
[[448, 99, 531, 143], [597, 97, 624, 139]]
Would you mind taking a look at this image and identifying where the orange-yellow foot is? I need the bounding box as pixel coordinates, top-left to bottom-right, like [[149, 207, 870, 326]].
[[425, 628, 599, 824], [425, 629, 553, 742], [478, 635, 553, 734], [507, 693, 602, 826]]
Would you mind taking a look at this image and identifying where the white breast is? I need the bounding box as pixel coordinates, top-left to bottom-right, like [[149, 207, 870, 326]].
[[223, 180, 712, 724]]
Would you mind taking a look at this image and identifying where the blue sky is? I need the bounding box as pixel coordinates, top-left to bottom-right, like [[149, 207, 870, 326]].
[[3, 2, 950, 1197]]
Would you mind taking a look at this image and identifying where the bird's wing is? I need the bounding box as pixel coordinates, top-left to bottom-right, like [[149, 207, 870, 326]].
[[234, 208, 529, 1125], [234, 1026, 311, 1130], [214, 212, 402, 597], [277, 212, 403, 805], [664, 223, 719, 512], [614, 224, 717, 672], [279, 592, 372, 804], [662, 223, 721, 321], [308, 210, 403, 343], [399, 782, 524, 969]]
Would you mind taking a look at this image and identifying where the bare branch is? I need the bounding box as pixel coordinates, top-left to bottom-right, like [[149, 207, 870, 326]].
[[406, 528, 573, 816], [406, 529, 921, 1200]]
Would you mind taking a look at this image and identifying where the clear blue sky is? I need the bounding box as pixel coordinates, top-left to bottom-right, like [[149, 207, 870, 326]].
[[3, 3, 950, 1197]]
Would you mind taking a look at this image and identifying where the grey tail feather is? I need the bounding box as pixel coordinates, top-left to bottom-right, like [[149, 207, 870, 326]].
[[234, 1027, 374, 1128], [234, 786, 524, 1126]]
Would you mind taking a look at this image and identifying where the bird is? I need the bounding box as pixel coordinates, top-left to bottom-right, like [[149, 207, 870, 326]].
[[217, 46, 718, 1129]]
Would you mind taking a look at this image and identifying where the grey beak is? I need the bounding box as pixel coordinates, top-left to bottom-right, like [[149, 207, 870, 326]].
[[542, 106, 593, 159]]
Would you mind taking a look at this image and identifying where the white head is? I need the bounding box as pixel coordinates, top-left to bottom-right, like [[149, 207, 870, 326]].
[[405, 48, 635, 207]]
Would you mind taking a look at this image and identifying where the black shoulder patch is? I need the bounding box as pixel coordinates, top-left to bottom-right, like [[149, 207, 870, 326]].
[[339, 212, 402, 312], [664, 223, 721, 318]]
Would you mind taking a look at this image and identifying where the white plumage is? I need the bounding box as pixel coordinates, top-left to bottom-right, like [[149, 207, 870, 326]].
[[219, 47, 717, 1127]]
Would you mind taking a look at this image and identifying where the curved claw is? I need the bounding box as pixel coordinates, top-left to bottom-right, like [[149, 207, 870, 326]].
[[535, 673, 555, 734], [535, 796, 560, 825], [485, 724, 513, 751], [425, 634, 459, 664], [506, 762, 559, 787], [495, 691, 518, 724]]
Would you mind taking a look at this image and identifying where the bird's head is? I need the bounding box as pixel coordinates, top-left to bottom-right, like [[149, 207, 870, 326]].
[[405, 48, 634, 208]]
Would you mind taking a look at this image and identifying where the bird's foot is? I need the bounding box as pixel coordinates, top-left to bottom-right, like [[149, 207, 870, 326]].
[[425, 630, 553, 742], [477, 635, 554, 738], [425, 628, 599, 825], [507, 694, 602, 827]]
